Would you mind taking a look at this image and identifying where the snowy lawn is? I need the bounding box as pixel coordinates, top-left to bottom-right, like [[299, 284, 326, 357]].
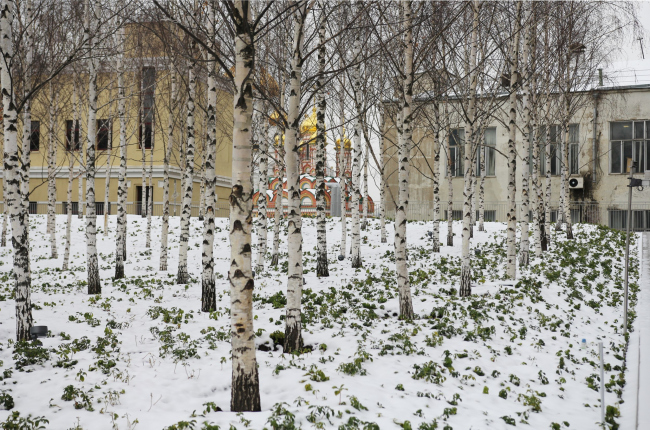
[[0, 215, 639, 429]]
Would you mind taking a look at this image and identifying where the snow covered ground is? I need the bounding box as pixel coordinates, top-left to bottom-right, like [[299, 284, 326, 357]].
[[0, 215, 640, 429]]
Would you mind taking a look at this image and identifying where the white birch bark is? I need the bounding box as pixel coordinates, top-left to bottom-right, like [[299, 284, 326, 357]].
[[379, 104, 387, 244], [519, 2, 531, 267], [85, 0, 101, 294], [562, 75, 573, 239], [506, 1, 522, 280], [115, 22, 127, 279], [1, 170, 7, 247], [431, 101, 442, 250], [460, 0, 480, 297], [362, 143, 369, 230], [176, 61, 197, 284], [315, 8, 328, 277], [255, 106, 269, 273], [349, 13, 363, 269], [395, 0, 414, 317], [47, 85, 58, 259], [338, 83, 347, 257], [146, 134, 153, 246], [545, 115, 552, 247], [160, 72, 176, 271], [103, 130, 111, 235], [444, 102, 453, 246], [198, 155, 205, 221], [556, 130, 564, 231], [284, 1, 308, 353], [20, 0, 33, 229], [229, 0, 260, 411], [77, 82, 84, 219], [2, 0, 33, 340], [63, 152, 74, 270], [201, 8, 217, 311]]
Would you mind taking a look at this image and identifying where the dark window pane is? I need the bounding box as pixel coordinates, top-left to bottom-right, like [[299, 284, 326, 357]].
[[635, 122, 645, 139], [30, 121, 40, 151], [624, 141, 633, 172], [611, 141, 621, 173], [611, 122, 632, 140], [570, 143, 579, 174], [569, 124, 579, 143], [635, 141, 644, 173], [550, 125, 557, 143], [97, 119, 110, 150]]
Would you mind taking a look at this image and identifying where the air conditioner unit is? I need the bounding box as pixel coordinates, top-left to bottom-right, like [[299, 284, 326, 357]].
[[568, 177, 584, 189]]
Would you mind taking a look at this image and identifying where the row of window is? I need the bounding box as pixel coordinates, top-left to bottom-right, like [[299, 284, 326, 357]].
[[29, 118, 153, 152], [447, 125, 580, 177]]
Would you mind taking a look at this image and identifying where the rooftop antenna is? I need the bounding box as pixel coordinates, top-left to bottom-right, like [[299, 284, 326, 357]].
[[639, 37, 645, 59]]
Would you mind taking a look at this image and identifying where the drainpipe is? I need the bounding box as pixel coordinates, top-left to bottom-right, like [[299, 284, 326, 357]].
[[592, 92, 599, 186]]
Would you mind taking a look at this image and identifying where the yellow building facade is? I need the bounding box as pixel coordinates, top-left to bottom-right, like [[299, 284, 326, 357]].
[[1, 23, 233, 217]]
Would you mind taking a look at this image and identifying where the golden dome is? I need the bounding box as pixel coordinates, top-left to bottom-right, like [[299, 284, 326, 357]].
[[300, 106, 318, 135], [335, 128, 351, 149], [269, 110, 286, 127], [274, 134, 285, 147]]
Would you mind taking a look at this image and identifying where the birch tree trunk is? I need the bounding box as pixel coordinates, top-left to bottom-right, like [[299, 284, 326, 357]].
[[519, 2, 531, 267], [338, 84, 347, 258], [395, 0, 414, 318], [505, 1, 522, 280], [379, 105, 387, 244], [432, 97, 441, 250], [2, 0, 33, 341], [349, 19, 363, 269], [201, 11, 217, 312], [176, 61, 197, 284], [146, 137, 153, 245], [77, 79, 85, 219], [114, 21, 127, 279], [255, 107, 268, 273], [460, 0, 480, 297], [270, 134, 284, 267], [545, 116, 552, 247], [315, 8, 328, 277], [85, 0, 101, 294], [1, 171, 7, 247], [445, 104, 453, 246], [562, 84, 573, 239], [160, 72, 176, 271], [198, 156, 205, 221], [556, 131, 564, 232], [103, 131, 111, 235], [20, 0, 33, 228], [47, 85, 58, 259], [478, 126, 486, 232], [63, 153, 74, 270], [362, 144, 369, 230], [229, 0, 260, 412], [284, 1, 308, 353]]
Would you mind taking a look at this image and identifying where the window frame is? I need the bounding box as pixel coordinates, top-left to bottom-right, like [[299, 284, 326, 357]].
[[609, 121, 646, 174], [448, 128, 464, 177], [29, 121, 40, 152], [96, 119, 111, 151]]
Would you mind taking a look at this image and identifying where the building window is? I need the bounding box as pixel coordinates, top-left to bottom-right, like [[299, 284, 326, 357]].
[[569, 124, 579, 175], [448, 128, 464, 177], [66, 120, 81, 151], [609, 209, 650, 231], [540, 125, 561, 176], [29, 121, 40, 152], [97, 119, 111, 150], [63, 202, 79, 215], [610, 121, 648, 174], [477, 127, 496, 177], [95, 202, 105, 216], [28, 201, 38, 214], [139, 67, 155, 150]]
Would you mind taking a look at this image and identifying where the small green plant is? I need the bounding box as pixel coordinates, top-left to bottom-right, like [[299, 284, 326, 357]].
[[0, 412, 49, 429], [499, 389, 508, 399], [0, 392, 14, 410], [501, 416, 516, 426], [349, 396, 368, 411], [61, 385, 94, 411], [396, 384, 405, 391], [269, 331, 285, 348], [483, 386, 489, 394]]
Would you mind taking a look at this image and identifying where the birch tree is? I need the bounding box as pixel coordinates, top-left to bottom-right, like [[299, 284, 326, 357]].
[[159, 69, 176, 272], [395, 0, 414, 318], [505, 1, 522, 280], [85, 0, 101, 294], [519, 2, 532, 267], [255, 104, 268, 273], [115, 17, 127, 279], [284, 0, 309, 353], [47, 84, 58, 259], [349, 6, 363, 269], [201, 1, 218, 312], [227, 0, 261, 411], [315, 4, 329, 277], [1, 0, 33, 341]]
